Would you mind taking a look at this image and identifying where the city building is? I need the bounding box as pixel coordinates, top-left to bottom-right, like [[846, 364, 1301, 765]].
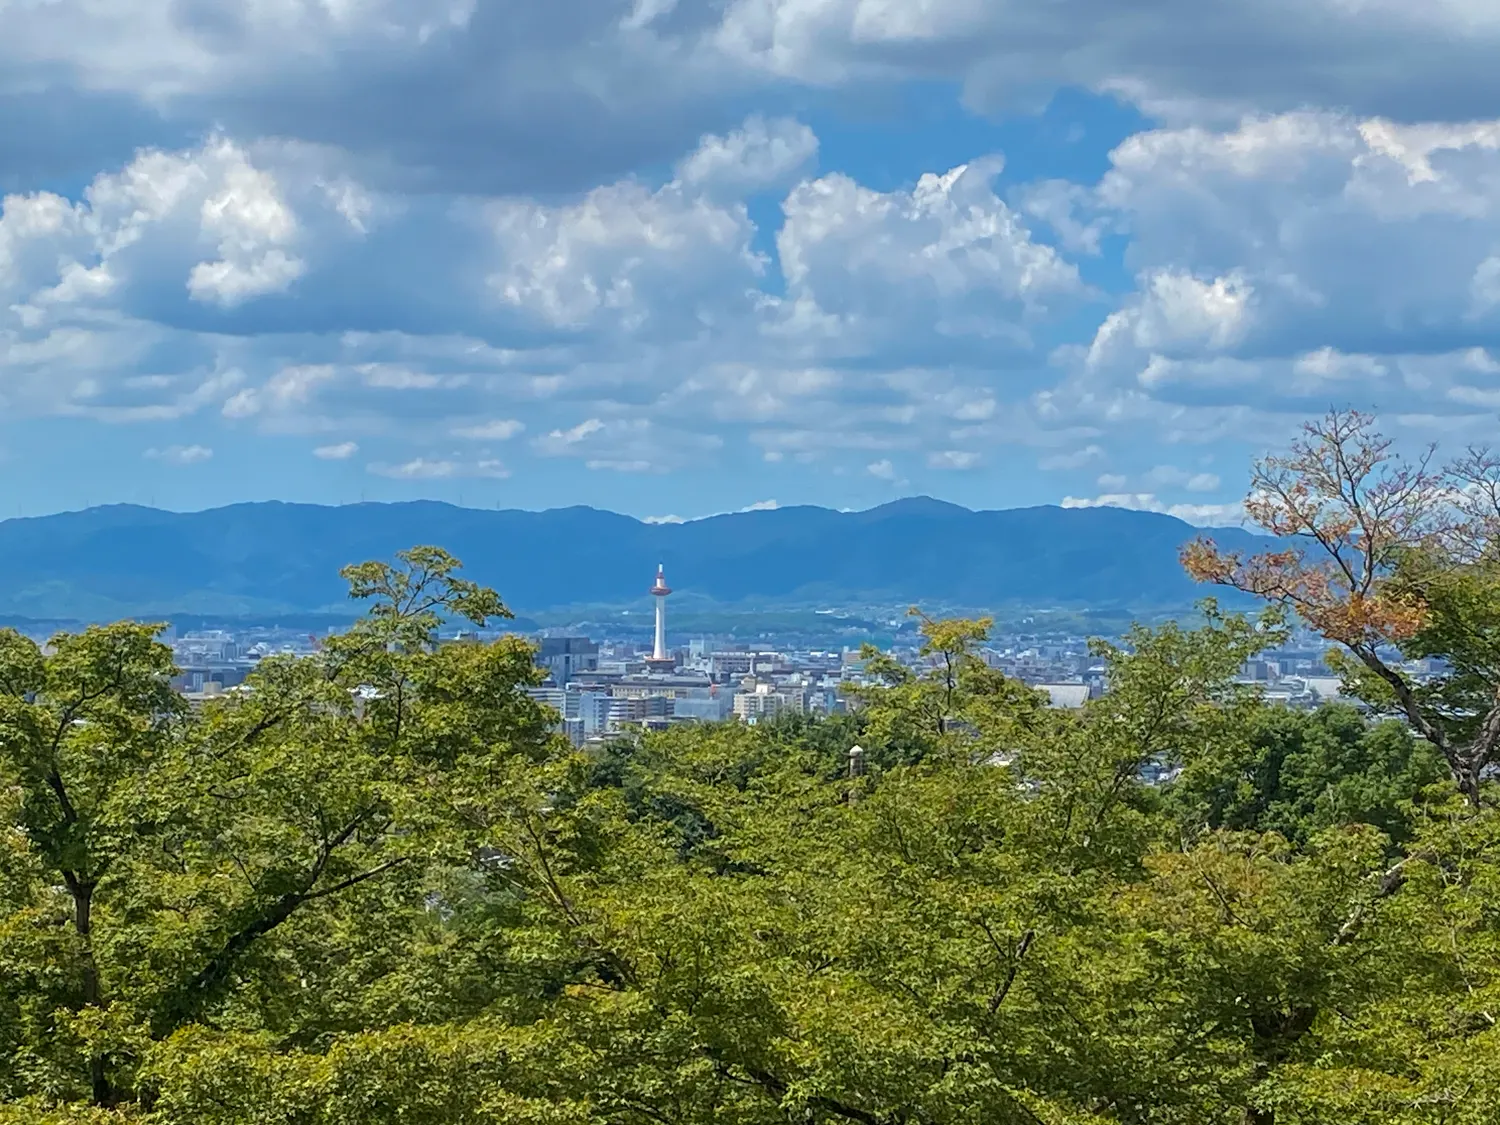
[[673, 691, 732, 723], [1036, 683, 1090, 709], [535, 637, 600, 685]]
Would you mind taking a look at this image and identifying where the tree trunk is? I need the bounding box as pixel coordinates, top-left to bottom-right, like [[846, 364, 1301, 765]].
[[1459, 764, 1484, 809], [1243, 1006, 1314, 1125], [71, 879, 112, 1107]]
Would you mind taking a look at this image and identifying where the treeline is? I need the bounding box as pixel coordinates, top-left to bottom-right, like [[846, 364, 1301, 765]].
[[2, 413, 1500, 1124]]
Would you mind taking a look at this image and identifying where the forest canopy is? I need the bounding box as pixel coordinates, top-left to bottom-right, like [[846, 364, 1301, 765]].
[[4, 415, 1500, 1125]]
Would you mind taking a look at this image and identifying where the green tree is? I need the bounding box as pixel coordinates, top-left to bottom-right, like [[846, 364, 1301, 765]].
[[1165, 704, 1446, 847], [10, 553, 1500, 1125], [0, 547, 553, 1111], [846, 608, 1047, 768], [0, 622, 180, 1106]]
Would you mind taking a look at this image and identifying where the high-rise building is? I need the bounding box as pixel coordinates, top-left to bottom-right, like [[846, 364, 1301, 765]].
[[536, 637, 600, 685]]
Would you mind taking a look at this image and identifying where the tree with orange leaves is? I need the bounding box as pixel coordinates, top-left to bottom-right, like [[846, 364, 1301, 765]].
[[1183, 409, 1500, 806]]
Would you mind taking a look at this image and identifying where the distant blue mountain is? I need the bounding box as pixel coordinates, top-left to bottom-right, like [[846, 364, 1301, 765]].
[[0, 499, 1274, 621]]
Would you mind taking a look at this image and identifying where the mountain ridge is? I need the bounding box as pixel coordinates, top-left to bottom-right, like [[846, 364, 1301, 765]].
[[0, 498, 1272, 621]]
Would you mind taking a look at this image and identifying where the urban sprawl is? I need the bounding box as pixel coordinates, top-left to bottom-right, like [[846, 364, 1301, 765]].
[[155, 565, 1451, 745]]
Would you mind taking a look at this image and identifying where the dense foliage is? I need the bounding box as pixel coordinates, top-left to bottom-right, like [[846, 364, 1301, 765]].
[[3, 539, 1500, 1124]]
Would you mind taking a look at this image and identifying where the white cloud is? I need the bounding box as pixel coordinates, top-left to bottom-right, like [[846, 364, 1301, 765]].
[[1061, 492, 1245, 526], [360, 365, 450, 390], [1291, 348, 1386, 381], [1039, 444, 1105, 470], [773, 158, 1081, 348], [0, 120, 1086, 478], [1144, 464, 1221, 491], [222, 364, 340, 420], [739, 499, 779, 511], [952, 397, 997, 422], [586, 459, 654, 473], [1094, 113, 1500, 363], [1045, 110, 1500, 444], [928, 450, 982, 470], [368, 457, 509, 480], [643, 513, 687, 524], [314, 441, 359, 460], [452, 418, 525, 441], [188, 161, 304, 296], [534, 415, 721, 472], [539, 418, 607, 451], [676, 116, 819, 196], [18, 85, 1500, 498], [484, 173, 762, 331], [867, 459, 898, 481], [144, 444, 213, 465], [1087, 272, 1251, 369], [0, 138, 309, 317], [10, 0, 1500, 224], [186, 250, 304, 306], [713, 0, 1500, 127]]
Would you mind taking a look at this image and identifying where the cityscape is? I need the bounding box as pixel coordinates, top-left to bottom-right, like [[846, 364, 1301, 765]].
[[153, 561, 1449, 744], [7, 0, 1500, 1114]]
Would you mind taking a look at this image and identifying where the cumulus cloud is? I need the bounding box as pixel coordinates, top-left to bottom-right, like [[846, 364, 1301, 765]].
[[314, 441, 359, 460], [0, 113, 1094, 485], [0, 138, 309, 319], [16, 51, 1500, 512], [1094, 114, 1500, 362], [1086, 272, 1252, 368], [186, 146, 304, 305], [675, 116, 819, 196], [1044, 111, 1500, 446], [9, 0, 1500, 226], [772, 158, 1081, 350], [1061, 492, 1244, 526], [483, 171, 763, 332]]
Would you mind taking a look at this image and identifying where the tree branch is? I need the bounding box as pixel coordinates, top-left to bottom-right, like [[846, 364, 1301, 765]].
[[988, 929, 1035, 1015], [1334, 850, 1433, 947]]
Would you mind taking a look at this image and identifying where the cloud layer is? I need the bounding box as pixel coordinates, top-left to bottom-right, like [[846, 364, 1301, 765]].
[[4, 5, 1500, 521]]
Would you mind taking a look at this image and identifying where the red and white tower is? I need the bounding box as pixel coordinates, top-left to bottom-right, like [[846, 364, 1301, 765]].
[[648, 564, 673, 669]]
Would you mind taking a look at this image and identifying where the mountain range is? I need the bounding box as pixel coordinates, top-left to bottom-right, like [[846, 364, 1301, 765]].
[[0, 498, 1277, 623]]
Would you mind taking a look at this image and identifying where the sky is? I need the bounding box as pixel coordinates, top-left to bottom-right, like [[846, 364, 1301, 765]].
[[3, 1, 1500, 525]]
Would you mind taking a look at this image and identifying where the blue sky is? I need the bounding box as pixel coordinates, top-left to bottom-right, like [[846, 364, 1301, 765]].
[[3, 1, 1500, 525]]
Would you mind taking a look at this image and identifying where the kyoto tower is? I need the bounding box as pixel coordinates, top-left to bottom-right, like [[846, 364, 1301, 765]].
[[647, 564, 674, 670]]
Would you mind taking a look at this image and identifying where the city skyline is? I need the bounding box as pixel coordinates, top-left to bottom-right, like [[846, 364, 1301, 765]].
[[5, 8, 1500, 522]]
